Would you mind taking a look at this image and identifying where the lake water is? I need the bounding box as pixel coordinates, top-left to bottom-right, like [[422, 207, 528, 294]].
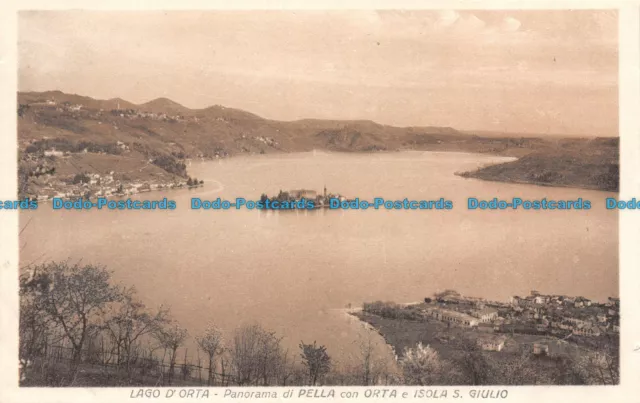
[[20, 151, 618, 364]]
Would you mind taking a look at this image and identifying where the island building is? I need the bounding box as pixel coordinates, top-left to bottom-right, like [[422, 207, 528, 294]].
[[288, 189, 317, 200]]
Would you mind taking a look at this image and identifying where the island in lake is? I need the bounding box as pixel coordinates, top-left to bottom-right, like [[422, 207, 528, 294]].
[[260, 187, 352, 209]]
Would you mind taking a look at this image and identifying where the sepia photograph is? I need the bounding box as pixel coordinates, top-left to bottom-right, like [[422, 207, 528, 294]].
[[12, 8, 620, 390]]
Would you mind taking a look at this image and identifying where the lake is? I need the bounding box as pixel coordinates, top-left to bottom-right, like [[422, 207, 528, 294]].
[[20, 151, 618, 365]]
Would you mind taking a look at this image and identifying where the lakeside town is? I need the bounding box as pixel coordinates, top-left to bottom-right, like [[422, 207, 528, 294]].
[[20, 160, 204, 203], [18, 95, 216, 201], [356, 289, 619, 383], [417, 289, 621, 338], [18, 97, 207, 201]]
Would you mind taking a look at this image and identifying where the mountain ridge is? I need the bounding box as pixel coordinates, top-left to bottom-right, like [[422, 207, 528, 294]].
[[18, 91, 463, 130]]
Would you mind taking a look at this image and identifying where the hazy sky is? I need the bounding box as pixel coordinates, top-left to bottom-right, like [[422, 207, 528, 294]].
[[19, 10, 618, 136]]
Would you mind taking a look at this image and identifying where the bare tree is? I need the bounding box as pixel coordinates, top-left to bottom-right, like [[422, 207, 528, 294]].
[[230, 324, 286, 386], [256, 329, 285, 386], [230, 324, 261, 385], [19, 267, 56, 369], [274, 348, 298, 386], [299, 341, 331, 385], [598, 334, 620, 384], [26, 262, 121, 369], [154, 322, 188, 385], [104, 286, 169, 374], [360, 335, 374, 385], [196, 324, 224, 385], [219, 347, 230, 386], [351, 332, 392, 385]]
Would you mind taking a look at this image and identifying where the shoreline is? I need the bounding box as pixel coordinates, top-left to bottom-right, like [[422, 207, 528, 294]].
[[31, 183, 205, 203], [188, 149, 518, 166], [193, 148, 617, 193], [24, 147, 617, 199], [455, 172, 617, 193]]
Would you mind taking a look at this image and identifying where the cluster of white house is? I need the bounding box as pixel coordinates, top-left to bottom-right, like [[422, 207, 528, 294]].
[[112, 108, 191, 123], [33, 171, 188, 201], [510, 291, 619, 336], [253, 136, 278, 147], [419, 290, 619, 342], [30, 98, 195, 124], [422, 306, 507, 351], [29, 99, 83, 112], [424, 306, 499, 329], [510, 291, 619, 309]]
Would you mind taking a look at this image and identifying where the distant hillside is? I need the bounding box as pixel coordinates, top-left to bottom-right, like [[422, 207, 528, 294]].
[[457, 138, 620, 192], [17, 91, 619, 197], [138, 97, 190, 115]]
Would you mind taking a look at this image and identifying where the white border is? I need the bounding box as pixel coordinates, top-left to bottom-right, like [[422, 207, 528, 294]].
[[1, 2, 638, 402]]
